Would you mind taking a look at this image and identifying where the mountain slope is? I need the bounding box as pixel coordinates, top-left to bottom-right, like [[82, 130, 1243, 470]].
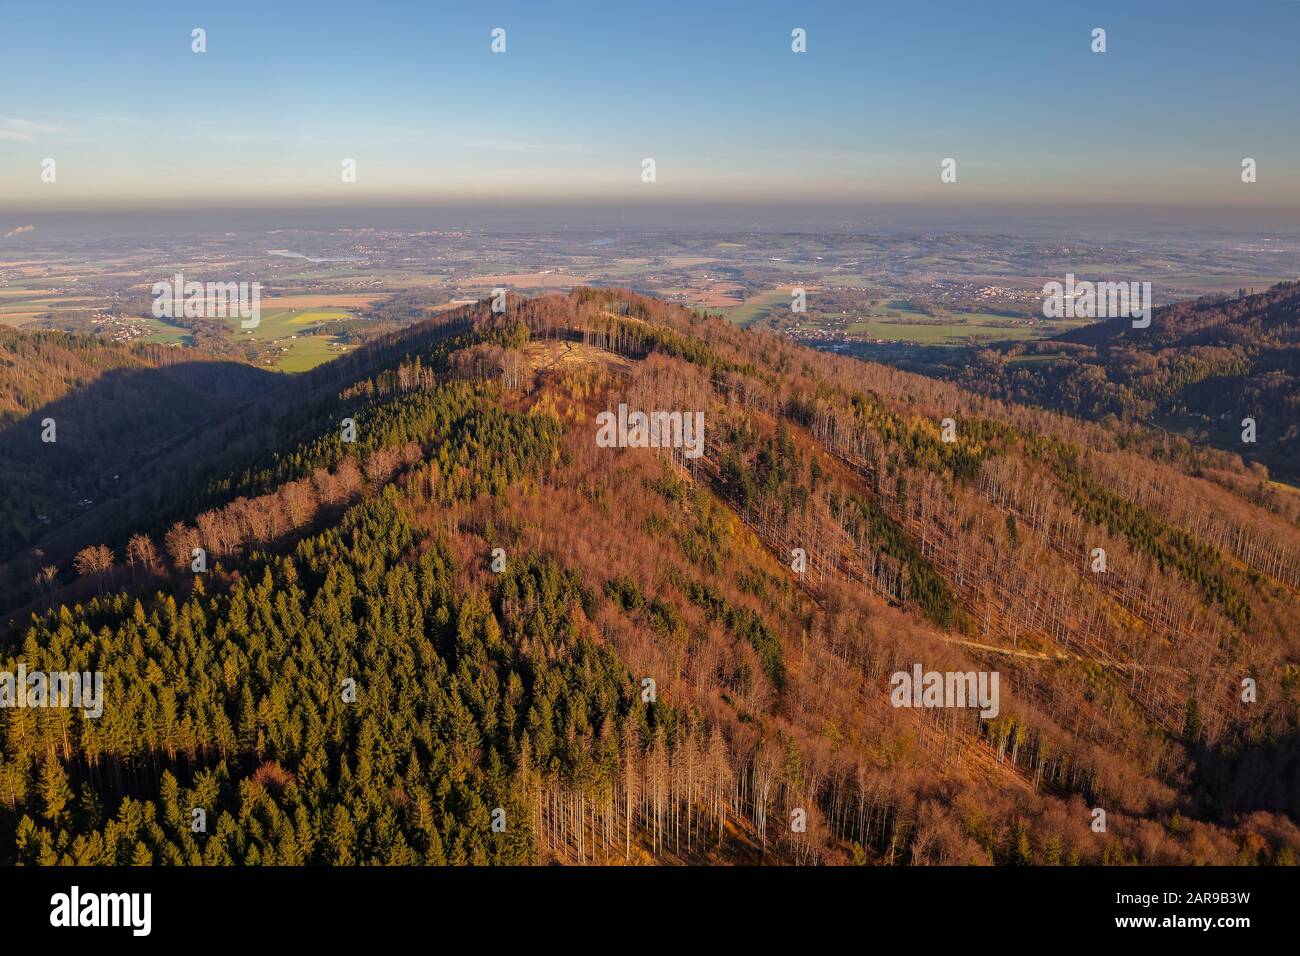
[[945, 282, 1300, 481], [2, 289, 1298, 866]]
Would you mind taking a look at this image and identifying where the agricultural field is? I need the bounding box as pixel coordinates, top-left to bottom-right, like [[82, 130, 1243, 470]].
[[0, 290, 102, 327], [1158, 273, 1296, 294], [138, 317, 193, 345], [250, 294, 383, 310], [463, 272, 588, 289], [715, 288, 794, 326], [271, 334, 349, 372], [225, 302, 359, 371], [846, 299, 1087, 345]]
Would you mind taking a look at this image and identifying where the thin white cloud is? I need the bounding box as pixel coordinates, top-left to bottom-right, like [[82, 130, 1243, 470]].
[[0, 118, 68, 142], [174, 127, 349, 148], [83, 114, 156, 128], [453, 137, 583, 155]]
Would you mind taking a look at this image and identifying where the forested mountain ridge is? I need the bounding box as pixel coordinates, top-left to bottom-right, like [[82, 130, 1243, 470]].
[[0, 326, 170, 426], [1056, 281, 1300, 349], [2, 288, 1299, 866], [944, 282, 1300, 481]]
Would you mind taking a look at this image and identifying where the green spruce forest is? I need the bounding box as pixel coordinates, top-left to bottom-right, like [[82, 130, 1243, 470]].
[[2, 288, 1299, 866]]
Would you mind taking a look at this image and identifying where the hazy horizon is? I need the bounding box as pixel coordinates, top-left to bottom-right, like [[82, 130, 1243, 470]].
[[4, 201, 1300, 244]]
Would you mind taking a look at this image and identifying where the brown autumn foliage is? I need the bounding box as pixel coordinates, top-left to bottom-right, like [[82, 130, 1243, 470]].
[[6, 287, 1299, 866]]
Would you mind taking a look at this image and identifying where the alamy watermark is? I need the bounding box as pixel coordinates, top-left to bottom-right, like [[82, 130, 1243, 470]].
[[0, 665, 104, 718], [152, 272, 261, 328], [1042, 273, 1151, 328], [595, 403, 704, 459], [890, 663, 999, 718], [50, 886, 150, 936]]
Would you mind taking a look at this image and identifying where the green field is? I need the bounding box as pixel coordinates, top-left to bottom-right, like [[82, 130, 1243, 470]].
[[226, 306, 355, 371], [226, 306, 351, 340], [845, 299, 1085, 346], [273, 334, 349, 372], [1006, 353, 1068, 364], [717, 291, 789, 327], [140, 317, 193, 345]]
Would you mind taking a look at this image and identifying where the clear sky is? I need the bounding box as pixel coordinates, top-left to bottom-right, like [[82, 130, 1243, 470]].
[[2, 0, 1298, 210]]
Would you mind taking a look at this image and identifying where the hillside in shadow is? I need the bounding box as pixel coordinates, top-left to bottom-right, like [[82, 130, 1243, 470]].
[[0, 360, 283, 583]]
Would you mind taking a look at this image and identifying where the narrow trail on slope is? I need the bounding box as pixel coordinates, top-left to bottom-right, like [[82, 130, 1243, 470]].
[[664, 447, 1038, 791]]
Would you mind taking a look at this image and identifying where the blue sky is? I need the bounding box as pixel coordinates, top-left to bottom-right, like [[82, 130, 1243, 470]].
[[2, 0, 1298, 207]]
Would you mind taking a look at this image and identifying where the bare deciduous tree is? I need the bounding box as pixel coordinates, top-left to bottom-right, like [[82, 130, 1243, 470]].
[[73, 544, 114, 596], [33, 564, 58, 610], [126, 533, 158, 578]]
